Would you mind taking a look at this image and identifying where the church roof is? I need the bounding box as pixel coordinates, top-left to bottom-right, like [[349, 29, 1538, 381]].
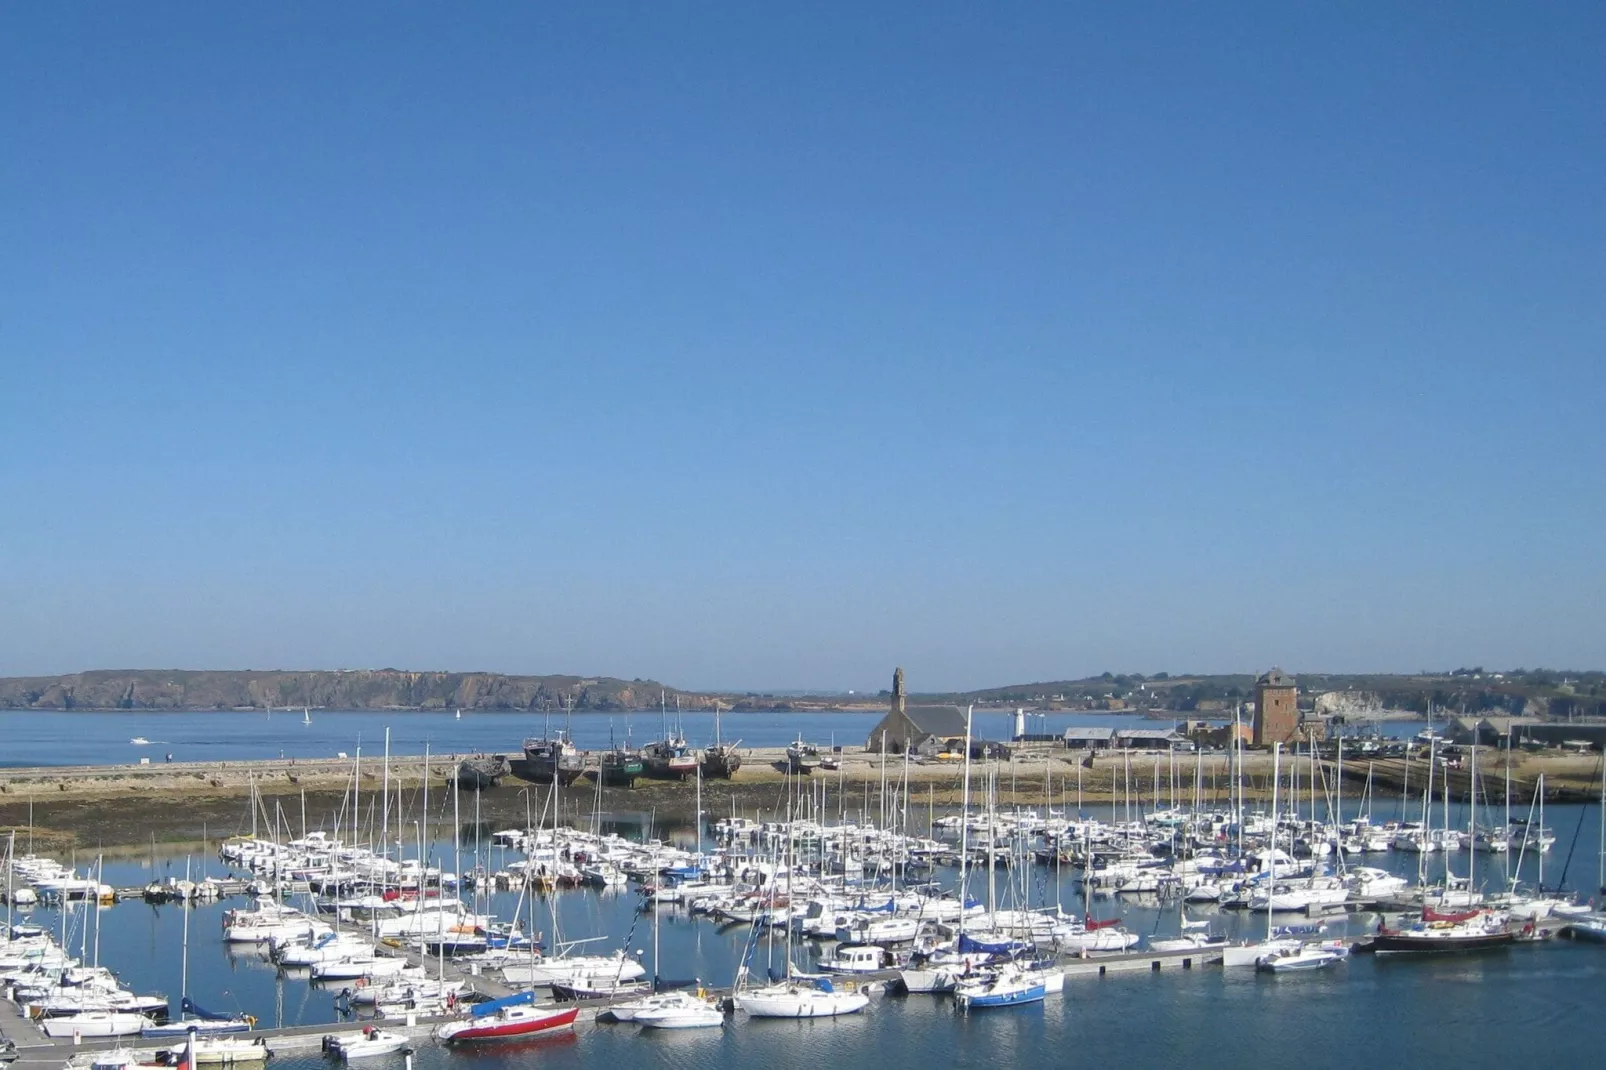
[[901, 705, 968, 738], [1257, 668, 1294, 688]]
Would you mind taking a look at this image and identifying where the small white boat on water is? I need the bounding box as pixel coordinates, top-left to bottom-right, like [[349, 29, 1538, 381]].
[[1256, 943, 1348, 973], [129, 738, 151, 746], [634, 994, 725, 1030], [606, 990, 707, 1023], [322, 1027, 411, 1060], [1221, 938, 1303, 968]]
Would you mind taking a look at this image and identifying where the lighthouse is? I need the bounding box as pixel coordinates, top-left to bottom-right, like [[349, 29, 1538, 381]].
[[1013, 707, 1026, 741]]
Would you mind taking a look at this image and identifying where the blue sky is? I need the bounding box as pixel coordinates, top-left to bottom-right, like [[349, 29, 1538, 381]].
[[3, 4, 1602, 691]]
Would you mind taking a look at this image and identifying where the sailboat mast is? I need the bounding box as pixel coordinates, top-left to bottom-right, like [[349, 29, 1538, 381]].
[[957, 705, 973, 943], [1267, 742, 1281, 942], [180, 857, 191, 1007], [1468, 740, 1476, 899]]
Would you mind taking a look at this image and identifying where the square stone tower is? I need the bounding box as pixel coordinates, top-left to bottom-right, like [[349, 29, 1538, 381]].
[[1253, 668, 1298, 746]]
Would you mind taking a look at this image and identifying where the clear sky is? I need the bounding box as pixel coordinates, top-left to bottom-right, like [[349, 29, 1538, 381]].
[[3, 4, 1602, 692]]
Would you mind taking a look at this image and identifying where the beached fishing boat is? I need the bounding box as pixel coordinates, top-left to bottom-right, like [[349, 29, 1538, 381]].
[[641, 737, 698, 780], [700, 705, 741, 779], [521, 735, 584, 786], [453, 755, 508, 790], [786, 737, 822, 775], [597, 745, 644, 787]]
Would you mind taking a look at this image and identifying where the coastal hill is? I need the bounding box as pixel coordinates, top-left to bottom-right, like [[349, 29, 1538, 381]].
[[0, 668, 691, 712], [0, 667, 1601, 718]]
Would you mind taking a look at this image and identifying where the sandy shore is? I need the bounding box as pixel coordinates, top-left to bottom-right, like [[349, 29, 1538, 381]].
[[1, 746, 1598, 855]]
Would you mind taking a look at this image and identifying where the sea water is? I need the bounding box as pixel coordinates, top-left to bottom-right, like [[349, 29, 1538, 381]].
[[0, 709, 1429, 767]]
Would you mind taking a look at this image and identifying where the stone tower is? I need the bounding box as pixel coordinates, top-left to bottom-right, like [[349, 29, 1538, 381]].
[[891, 666, 907, 717], [1253, 668, 1299, 746]]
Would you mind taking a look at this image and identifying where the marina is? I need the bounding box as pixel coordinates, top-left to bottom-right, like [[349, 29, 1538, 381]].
[[3, 722, 1604, 1070]]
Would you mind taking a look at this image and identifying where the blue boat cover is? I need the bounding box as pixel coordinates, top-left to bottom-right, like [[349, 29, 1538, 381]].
[[470, 990, 535, 1017], [179, 998, 234, 1022], [813, 978, 835, 993], [958, 934, 1028, 955]]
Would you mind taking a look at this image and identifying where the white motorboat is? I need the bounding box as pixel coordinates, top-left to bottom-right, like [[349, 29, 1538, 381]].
[[1221, 938, 1303, 968], [634, 998, 725, 1029], [606, 990, 711, 1023], [322, 1026, 412, 1060], [1256, 943, 1348, 972]]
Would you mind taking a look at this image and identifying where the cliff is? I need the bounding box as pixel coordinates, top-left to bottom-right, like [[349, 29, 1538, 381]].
[[0, 668, 698, 712]]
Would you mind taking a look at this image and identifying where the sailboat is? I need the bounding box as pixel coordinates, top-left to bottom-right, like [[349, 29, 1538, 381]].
[[434, 992, 579, 1043], [1223, 743, 1303, 967], [1367, 741, 1515, 955], [302, 707, 311, 726], [731, 802, 868, 1018], [954, 962, 1047, 1009], [144, 861, 255, 1037]]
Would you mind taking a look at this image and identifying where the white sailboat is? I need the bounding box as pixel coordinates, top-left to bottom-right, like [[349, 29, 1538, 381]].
[[732, 793, 869, 1019], [1223, 743, 1302, 967]]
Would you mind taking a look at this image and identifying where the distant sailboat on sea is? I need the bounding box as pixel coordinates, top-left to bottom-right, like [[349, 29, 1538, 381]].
[[302, 706, 311, 726], [455, 708, 462, 720]]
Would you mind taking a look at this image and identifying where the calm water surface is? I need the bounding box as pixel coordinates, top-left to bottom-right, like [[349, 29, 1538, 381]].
[[0, 710, 1432, 767]]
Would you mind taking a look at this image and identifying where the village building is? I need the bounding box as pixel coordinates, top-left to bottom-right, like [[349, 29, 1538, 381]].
[[864, 667, 969, 755], [1252, 668, 1300, 746]]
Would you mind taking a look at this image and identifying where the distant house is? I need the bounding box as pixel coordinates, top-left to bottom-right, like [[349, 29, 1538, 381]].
[[864, 667, 969, 753], [1062, 727, 1116, 750], [1114, 727, 1186, 751]]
